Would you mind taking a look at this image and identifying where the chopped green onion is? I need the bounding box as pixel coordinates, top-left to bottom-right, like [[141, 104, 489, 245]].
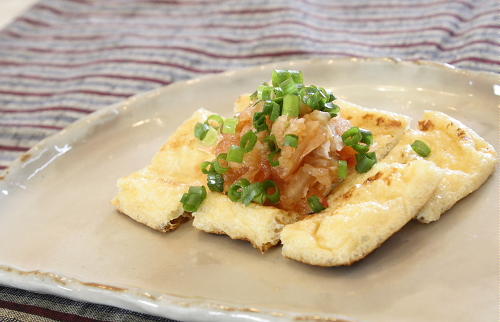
[[200, 161, 213, 174], [268, 151, 280, 166], [241, 182, 264, 206], [180, 186, 207, 212], [355, 152, 377, 173], [280, 78, 298, 95], [207, 172, 224, 192], [263, 101, 281, 121], [262, 180, 280, 204], [323, 102, 340, 117], [308, 195, 326, 213], [253, 192, 267, 205], [360, 129, 373, 145], [206, 114, 224, 131], [353, 143, 370, 154], [253, 111, 268, 132], [273, 87, 284, 100], [213, 153, 229, 174], [284, 134, 299, 148], [194, 122, 210, 140], [338, 160, 348, 179], [258, 84, 272, 100], [264, 134, 279, 152], [342, 127, 362, 146], [201, 127, 219, 146], [222, 117, 239, 134], [411, 140, 431, 157], [282, 94, 300, 117], [228, 178, 250, 202], [249, 91, 258, 101], [240, 131, 257, 152], [272, 69, 303, 86], [227, 145, 244, 163]]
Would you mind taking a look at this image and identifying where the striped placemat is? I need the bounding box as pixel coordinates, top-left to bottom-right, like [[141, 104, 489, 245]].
[[0, 0, 498, 321]]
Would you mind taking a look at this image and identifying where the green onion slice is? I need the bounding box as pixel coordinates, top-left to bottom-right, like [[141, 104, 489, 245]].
[[194, 122, 210, 140], [262, 101, 281, 122], [284, 134, 299, 148], [262, 180, 280, 204], [200, 161, 213, 174], [228, 178, 250, 202], [227, 145, 244, 163], [206, 114, 224, 131], [280, 78, 298, 95], [342, 127, 362, 146], [338, 160, 348, 179], [180, 186, 207, 212], [411, 140, 431, 157], [258, 84, 272, 100], [241, 182, 264, 206], [264, 134, 279, 152], [222, 117, 239, 134], [355, 152, 377, 173], [353, 143, 370, 154], [201, 127, 219, 146], [308, 195, 326, 213], [282, 94, 300, 117], [213, 153, 229, 174], [323, 102, 340, 117], [207, 172, 224, 192], [240, 131, 258, 153], [268, 151, 280, 167], [253, 111, 269, 132], [360, 129, 373, 145], [272, 69, 303, 86]]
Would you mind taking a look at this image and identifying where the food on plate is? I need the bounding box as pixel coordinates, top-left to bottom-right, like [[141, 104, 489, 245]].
[[112, 69, 496, 266]]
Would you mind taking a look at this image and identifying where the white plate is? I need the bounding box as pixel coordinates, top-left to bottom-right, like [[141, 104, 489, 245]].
[[0, 58, 498, 322]]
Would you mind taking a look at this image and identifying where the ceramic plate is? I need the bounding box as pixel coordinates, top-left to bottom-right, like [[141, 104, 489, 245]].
[[0, 58, 498, 322]]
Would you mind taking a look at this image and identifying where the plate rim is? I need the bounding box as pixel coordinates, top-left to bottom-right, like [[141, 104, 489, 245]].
[[0, 57, 498, 322]]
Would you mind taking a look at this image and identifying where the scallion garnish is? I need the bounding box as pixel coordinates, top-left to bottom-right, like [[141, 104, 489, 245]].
[[284, 134, 299, 148], [264, 134, 279, 152], [355, 152, 377, 173], [257, 84, 272, 100], [360, 129, 373, 145], [268, 151, 280, 166], [213, 153, 229, 174], [253, 111, 268, 132], [241, 182, 264, 206], [206, 114, 224, 130], [207, 172, 224, 192], [180, 186, 207, 212], [272, 69, 303, 87], [240, 131, 257, 152], [222, 118, 238, 134], [228, 178, 250, 202], [282, 94, 300, 117], [353, 143, 370, 154], [280, 78, 299, 95], [308, 195, 326, 213], [262, 180, 280, 204], [342, 127, 362, 146], [227, 145, 244, 163], [411, 140, 431, 157], [263, 101, 281, 122], [201, 127, 219, 146], [194, 122, 210, 140], [323, 102, 340, 117], [200, 161, 213, 174], [338, 160, 348, 179]]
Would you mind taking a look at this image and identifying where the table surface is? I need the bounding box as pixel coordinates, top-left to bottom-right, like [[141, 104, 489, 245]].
[[0, 0, 498, 321]]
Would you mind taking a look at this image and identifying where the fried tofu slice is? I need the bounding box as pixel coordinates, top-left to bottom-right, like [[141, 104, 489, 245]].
[[383, 111, 497, 223], [193, 193, 303, 252], [112, 109, 214, 231], [280, 160, 443, 266], [192, 98, 410, 251]]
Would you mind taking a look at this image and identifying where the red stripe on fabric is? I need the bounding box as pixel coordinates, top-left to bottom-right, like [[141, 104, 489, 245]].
[[5, 30, 105, 41], [0, 89, 132, 98], [15, 17, 499, 36], [0, 107, 94, 114], [448, 57, 500, 65], [0, 123, 63, 130], [3, 39, 499, 57], [0, 145, 30, 152], [0, 73, 171, 86], [34, 3, 498, 24], [300, 0, 474, 10], [15, 17, 50, 27], [0, 165, 7, 169], [0, 59, 223, 73], [0, 299, 101, 322]]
